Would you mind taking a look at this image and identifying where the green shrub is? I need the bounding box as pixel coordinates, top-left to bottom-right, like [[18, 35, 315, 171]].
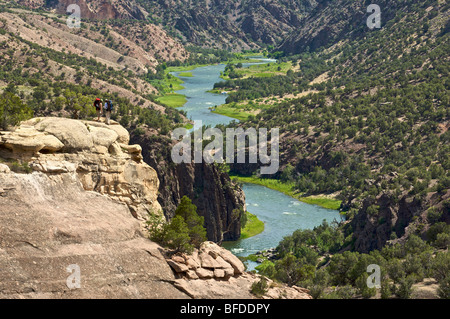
[[396, 276, 415, 299], [355, 273, 377, 299], [437, 276, 450, 299], [251, 277, 269, 297], [322, 285, 356, 299], [9, 161, 32, 174], [174, 196, 207, 248], [0, 92, 33, 130], [145, 196, 207, 254]]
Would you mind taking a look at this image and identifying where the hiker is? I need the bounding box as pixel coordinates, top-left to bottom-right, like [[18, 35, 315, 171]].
[[104, 99, 113, 125], [94, 98, 102, 121]]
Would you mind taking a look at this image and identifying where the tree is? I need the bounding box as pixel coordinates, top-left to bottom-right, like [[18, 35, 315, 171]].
[[274, 254, 314, 286], [280, 164, 295, 183], [0, 92, 33, 130], [145, 196, 207, 254], [4, 82, 18, 95], [62, 90, 95, 119], [174, 196, 207, 248], [146, 212, 167, 244], [250, 277, 269, 297], [396, 275, 415, 299], [355, 273, 377, 299], [164, 215, 194, 253], [438, 276, 450, 299], [146, 212, 194, 254]]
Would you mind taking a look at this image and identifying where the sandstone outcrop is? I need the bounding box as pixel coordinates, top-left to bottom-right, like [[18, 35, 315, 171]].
[[0, 118, 184, 298], [166, 242, 244, 281], [0, 117, 161, 222], [0, 117, 312, 299]]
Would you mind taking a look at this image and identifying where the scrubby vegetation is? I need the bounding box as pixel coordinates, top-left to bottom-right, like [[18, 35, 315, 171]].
[[0, 91, 33, 130], [256, 219, 450, 299]]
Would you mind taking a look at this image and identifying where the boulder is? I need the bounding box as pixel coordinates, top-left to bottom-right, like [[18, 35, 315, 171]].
[[172, 256, 185, 264], [88, 125, 119, 153], [200, 241, 245, 275], [215, 256, 233, 269], [107, 123, 130, 144], [195, 268, 214, 279], [167, 260, 189, 273], [199, 251, 221, 269], [81, 120, 130, 145], [0, 163, 10, 173], [185, 270, 199, 280], [214, 269, 225, 278], [34, 117, 94, 151], [185, 254, 201, 269]]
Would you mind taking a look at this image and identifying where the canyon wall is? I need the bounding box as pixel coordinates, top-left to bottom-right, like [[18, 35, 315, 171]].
[[130, 134, 246, 243]]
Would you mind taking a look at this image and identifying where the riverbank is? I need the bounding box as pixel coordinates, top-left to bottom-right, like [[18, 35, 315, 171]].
[[161, 54, 273, 109], [211, 104, 254, 121], [220, 60, 294, 81], [240, 211, 265, 239], [230, 174, 342, 211]]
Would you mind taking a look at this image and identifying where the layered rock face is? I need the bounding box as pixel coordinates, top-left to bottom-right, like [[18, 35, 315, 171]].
[[351, 190, 450, 253], [0, 117, 161, 222]]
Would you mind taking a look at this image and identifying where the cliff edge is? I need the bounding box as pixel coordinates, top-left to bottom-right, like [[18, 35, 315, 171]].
[[0, 117, 311, 299]]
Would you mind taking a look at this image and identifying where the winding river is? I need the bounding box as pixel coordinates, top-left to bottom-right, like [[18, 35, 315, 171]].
[[171, 58, 341, 270]]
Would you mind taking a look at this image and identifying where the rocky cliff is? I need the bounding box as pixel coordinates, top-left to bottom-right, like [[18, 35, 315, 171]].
[[130, 133, 246, 243], [0, 117, 311, 299], [0, 117, 161, 223], [350, 190, 450, 254]]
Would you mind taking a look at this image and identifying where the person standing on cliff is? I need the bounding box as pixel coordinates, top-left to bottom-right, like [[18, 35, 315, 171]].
[[94, 98, 102, 121], [104, 99, 113, 125]]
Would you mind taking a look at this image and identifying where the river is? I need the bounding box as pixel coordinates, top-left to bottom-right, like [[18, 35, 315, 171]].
[[172, 57, 277, 128], [171, 58, 341, 270]]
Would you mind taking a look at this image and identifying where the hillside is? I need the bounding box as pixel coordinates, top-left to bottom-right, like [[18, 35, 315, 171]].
[[0, 1, 188, 114], [215, 0, 450, 299], [25, 0, 319, 51], [224, 0, 449, 246], [139, 0, 318, 50], [279, 0, 450, 54]]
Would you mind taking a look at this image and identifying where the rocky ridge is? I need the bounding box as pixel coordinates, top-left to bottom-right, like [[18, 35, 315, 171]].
[[17, 0, 319, 50]]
